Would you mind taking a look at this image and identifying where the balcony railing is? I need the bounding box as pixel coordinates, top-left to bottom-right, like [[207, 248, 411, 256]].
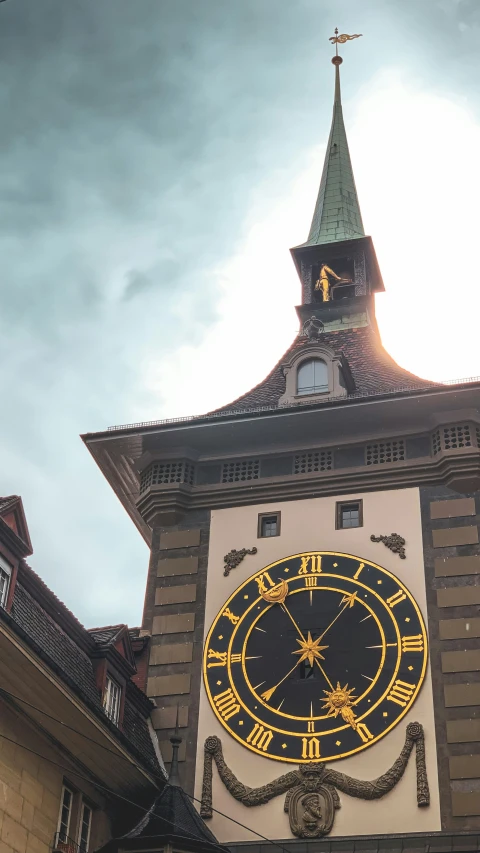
[[106, 374, 480, 433], [53, 833, 82, 853]]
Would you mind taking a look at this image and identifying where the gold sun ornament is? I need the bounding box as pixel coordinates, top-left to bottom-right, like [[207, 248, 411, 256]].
[[292, 631, 329, 667], [322, 682, 358, 729]]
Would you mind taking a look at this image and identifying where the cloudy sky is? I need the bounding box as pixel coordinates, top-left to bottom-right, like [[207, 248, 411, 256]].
[[1, 0, 479, 628]]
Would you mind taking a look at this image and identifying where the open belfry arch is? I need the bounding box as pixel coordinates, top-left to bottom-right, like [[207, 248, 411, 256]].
[[83, 28, 480, 850]]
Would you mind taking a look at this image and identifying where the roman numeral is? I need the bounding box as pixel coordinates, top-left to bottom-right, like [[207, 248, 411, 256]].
[[246, 724, 273, 752], [356, 722, 374, 743], [304, 576, 318, 588], [207, 649, 227, 668], [213, 688, 240, 721], [387, 680, 416, 707], [307, 721, 315, 733], [255, 571, 275, 594], [354, 562, 365, 580], [401, 635, 424, 652], [230, 653, 242, 663], [299, 555, 322, 575], [386, 589, 407, 609], [301, 737, 321, 759], [222, 607, 240, 625]]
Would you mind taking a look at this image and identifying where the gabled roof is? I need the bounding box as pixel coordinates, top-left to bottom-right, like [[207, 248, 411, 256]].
[[0, 495, 33, 557], [88, 623, 137, 670], [211, 325, 433, 416], [89, 625, 125, 645]]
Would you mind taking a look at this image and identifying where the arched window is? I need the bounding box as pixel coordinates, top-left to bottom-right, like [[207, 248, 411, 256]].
[[297, 358, 328, 395]]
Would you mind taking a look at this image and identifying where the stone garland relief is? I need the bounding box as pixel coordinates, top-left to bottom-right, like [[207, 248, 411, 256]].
[[200, 723, 429, 839], [370, 533, 406, 559], [223, 547, 258, 577]]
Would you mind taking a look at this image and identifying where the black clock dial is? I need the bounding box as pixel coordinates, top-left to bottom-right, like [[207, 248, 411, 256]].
[[203, 552, 427, 763]]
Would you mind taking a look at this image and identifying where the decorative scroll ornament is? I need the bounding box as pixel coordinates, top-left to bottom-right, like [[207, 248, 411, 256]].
[[370, 533, 406, 559], [223, 547, 257, 577], [201, 723, 429, 838]]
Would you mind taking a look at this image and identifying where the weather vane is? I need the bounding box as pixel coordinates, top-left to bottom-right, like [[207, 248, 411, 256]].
[[329, 28, 362, 59]]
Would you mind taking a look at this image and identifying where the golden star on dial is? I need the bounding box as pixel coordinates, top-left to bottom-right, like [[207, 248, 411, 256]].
[[292, 631, 328, 666]]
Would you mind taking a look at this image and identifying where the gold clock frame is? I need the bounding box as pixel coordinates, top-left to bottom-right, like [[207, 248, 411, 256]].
[[203, 551, 428, 763]]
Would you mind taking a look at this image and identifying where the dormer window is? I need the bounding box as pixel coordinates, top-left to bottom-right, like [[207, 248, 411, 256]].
[[0, 555, 12, 608], [103, 675, 121, 725], [279, 343, 355, 406], [297, 358, 328, 396]]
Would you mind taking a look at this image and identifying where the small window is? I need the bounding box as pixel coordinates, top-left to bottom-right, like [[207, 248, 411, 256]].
[[336, 500, 363, 530], [297, 359, 328, 396], [258, 512, 281, 538], [103, 676, 121, 725], [0, 555, 12, 608], [57, 785, 74, 844], [78, 803, 92, 853]]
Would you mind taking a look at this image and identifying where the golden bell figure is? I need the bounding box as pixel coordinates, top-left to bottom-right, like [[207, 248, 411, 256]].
[[315, 263, 351, 301]]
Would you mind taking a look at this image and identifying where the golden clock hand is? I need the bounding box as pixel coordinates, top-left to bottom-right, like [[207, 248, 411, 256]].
[[318, 591, 358, 642], [261, 645, 334, 701], [260, 661, 301, 702], [280, 601, 307, 642], [314, 659, 334, 691], [281, 601, 334, 691]]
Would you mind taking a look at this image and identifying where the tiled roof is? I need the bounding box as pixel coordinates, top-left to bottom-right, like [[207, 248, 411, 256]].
[[11, 583, 101, 706], [7, 563, 160, 775], [0, 495, 33, 556], [0, 496, 20, 512], [88, 625, 125, 645], [211, 325, 433, 415], [125, 784, 223, 848]]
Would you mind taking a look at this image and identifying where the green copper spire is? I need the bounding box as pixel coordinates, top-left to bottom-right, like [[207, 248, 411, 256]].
[[306, 46, 365, 246]]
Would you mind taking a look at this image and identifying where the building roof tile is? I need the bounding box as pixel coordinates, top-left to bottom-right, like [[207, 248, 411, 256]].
[[7, 562, 160, 775], [211, 325, 433, 416]]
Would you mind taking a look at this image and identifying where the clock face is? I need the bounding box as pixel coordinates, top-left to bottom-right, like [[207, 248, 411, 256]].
[[203, 552, 427, 763]]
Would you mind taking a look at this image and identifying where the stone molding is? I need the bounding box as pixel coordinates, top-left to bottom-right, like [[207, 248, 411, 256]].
[[136, 450, 480, 522]]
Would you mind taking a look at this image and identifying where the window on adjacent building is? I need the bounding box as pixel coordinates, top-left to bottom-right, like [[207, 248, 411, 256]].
[[0, 555, 12, 608], [336, 500, 363, 530], [103, 676, 121, 725], [78, 803, 92, 853], [57, 785, 74, 844], [297, 358, 328, 395], [258, 512, 281, 538]]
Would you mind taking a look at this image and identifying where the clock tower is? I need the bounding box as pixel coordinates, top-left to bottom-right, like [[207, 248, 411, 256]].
[[83, 34, 480, 850]]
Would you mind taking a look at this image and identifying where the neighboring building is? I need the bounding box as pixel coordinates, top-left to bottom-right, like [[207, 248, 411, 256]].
[[83, 41, 480, 853], [0, 495, 165, 853]]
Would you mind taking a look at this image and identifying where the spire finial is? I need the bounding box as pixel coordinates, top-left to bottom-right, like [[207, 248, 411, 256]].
[[168, 705, 182, 787], [302, 29, 365, 246], [329, 29, 363, 60], [328, 30, 362, 104]]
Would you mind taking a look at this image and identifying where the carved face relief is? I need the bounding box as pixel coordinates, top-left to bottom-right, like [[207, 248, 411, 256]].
[[287, 785, 339, 838], [203, 552, 428, 763]]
